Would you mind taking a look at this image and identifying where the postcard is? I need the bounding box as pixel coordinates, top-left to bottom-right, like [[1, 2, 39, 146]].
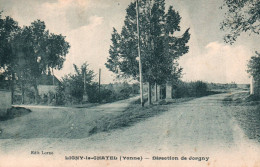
[[0, 0, 259, 166]]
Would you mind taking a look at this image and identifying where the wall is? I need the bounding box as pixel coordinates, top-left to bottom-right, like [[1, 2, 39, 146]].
[[166, 82, 173, 99], [38, 85, 57, 96], [0, 91, 11, 116], [250, 77, 260, 95]]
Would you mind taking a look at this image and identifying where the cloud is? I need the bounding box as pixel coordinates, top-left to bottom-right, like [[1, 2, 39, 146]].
[[3, 0, 257, 84], [39, 0, 111, 30], [0, 0, 136, 84], [180, 41, 253, 84], [54, 14, 116, 83]]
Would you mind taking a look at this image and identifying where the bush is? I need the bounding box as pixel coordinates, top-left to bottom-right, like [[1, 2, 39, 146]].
[[192, 81, 208, 97], [61, 74, 84, 104], [100, 89, 114, 102], [86, 83, 99, 103], [54, 80, 139, 105], [0, 107, 31, 121], [174, 80, 208, 98], [55, 84, 66, 105]]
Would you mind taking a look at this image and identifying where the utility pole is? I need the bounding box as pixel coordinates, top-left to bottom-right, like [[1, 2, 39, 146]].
[[98, 68, 101, 103], [83, 71, 86, 94], [136, 0, 144, 107]]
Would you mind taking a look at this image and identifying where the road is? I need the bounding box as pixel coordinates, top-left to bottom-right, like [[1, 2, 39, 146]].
[[0, 96, 138, 139], [0, 93, 259, 167]]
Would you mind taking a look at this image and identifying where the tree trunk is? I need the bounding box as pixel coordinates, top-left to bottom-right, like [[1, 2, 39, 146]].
[[52, 68, 55, 85], [10, 72, 15, 104], [148, 81, 152, 105], [21, 84, 25, 104], [33, 84, 39, 104], [159, 87, 163, 99], [154, 82, 158, 102], [84, 72, 86, 94]]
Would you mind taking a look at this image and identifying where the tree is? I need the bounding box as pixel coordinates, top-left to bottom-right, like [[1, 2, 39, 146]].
[[0, 13, 19, 68], [44, 33, 70, 73], [220, 0, 260, 44], [106, 0, 190, 104], [247, 51, 260, 95], [61, 62, 95, 103], [221, 0, 260, 95], [11, 20, 70, 103], [0, 13, 19, 103], [248, 52, 260, 80]]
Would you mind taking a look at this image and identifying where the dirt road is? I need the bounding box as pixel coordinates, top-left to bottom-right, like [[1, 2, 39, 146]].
[[0, 93, 259, 167], [0, 96, 138, 139]]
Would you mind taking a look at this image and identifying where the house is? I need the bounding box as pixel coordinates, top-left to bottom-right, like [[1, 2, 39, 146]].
[[37, 74, 60, 102]]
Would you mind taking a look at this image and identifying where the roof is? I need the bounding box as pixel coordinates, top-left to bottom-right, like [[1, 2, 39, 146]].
[[38, 74, 60, 86]]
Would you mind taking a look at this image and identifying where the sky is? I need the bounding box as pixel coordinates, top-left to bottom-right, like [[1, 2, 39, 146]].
[[0, 0, 259, 84]]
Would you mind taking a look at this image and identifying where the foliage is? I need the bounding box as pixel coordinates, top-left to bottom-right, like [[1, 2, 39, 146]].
[[60, 62, 95, 104], [247, 51, 260, 80], [73, 62, 95, 92], [0, 14, 70, 103], [0, 13, 19, 71], [207, 82, 238, 90], [55, 83, 66, 105], [221, 0, 260, 95], [174, 80, 208, 98], [86, 82, 139, 104], [85, 83, 99, 103], [55, 62, 139, 104], [0, 13, 19, 100], [221, 0, 260, 44], [62, 74, 84, 104], [106, 0, 190, 85], [88, 82, 139, 103], [12, 20, 70, 86]]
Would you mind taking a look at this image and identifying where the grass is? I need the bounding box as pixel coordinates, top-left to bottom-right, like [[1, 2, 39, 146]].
[[0, 107, 31, 121], [223, 92, 260, 143], [89, 97, 193, 135], [89, 104, 168, 135], [223, 92, 260, 105], [0, 107, 31, 135]]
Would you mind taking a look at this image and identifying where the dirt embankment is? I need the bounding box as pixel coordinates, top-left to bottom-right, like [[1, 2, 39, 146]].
[[0, 96, 193, 139], [223, 92, 260, 143], [0, 107, 31, 121]]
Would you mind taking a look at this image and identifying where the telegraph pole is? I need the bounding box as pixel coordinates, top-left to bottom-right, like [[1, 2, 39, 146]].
[[98, 68, 101, 103], [136, 0, 144, 107]]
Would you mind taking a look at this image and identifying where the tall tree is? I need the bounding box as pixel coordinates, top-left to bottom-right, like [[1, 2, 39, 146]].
[[106, 0, 190, 104], [11, 20, 70, 103], [247, 51, 260, 95], [221, 0, 260, 44], [221, 0, 260, 95], [44, 33, 70, 73], [248, 51, 260, 80], [0, 13, 19, 68], [0, 13, 19, 103]]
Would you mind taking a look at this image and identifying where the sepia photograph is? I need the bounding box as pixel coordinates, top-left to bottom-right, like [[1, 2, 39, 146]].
[[0, 0, 259, 166]]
